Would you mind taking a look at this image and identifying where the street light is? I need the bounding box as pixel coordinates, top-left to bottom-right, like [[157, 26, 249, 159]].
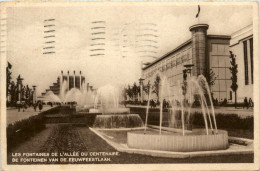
[[139, 78, 145, 103]]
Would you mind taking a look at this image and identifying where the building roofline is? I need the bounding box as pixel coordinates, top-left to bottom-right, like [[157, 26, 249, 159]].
[[142, 34, 231, 71], [142, 39, 192, 70], [207, 35, 231, 39], [231, 23, 253, 37]]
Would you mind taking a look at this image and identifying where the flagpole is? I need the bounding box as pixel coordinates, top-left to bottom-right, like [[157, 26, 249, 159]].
[[196, 5, 200, 24]]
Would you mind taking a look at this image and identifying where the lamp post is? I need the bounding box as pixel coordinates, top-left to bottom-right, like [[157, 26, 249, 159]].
[[32, 85, 37, 104], [139, 78, 145, 103], [17, 75, 24, 103], [73, 70, 76, 88]]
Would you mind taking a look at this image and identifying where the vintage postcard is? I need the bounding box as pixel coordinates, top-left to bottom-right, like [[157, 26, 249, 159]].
[[0, 1, 259, 171]]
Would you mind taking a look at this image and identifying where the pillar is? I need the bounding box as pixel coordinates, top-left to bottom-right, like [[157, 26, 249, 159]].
[[79, 71, 82, 89], [73, 70, 76, 88], [32, 85, 37, 103], [60, 70, 63, 95], [17, 75, 23, 102], [189, 24, 208, 76]]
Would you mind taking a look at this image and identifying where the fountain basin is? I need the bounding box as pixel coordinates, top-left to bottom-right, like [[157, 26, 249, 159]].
[[127, 129, 228, 152], [93, 114, 143, 128], [89, 108, 130, 114]]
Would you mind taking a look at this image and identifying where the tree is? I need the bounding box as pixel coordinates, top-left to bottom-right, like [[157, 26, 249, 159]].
[[143, 81, 151, 96], [25, 85, 31, 104], [229, 51, 238, 107], [126, 85, 133, 101], [202, 68, 217, 104], [152, 75, 160, 101], [182, 69, 188, 97], [10, 81, 17, 105], [132, 82, 140, 101], [6, 62, 12, 99], [204, 68, 216, 88]]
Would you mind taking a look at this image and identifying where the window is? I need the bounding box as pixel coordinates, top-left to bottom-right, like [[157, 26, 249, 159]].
[[249, 38, 253, 84], [219, 57, 226, 67], [217, 45, 225, 55], [211, 56, 218, 67], [225, 68, 231, 79], [218, 68, 226, 79], [243, 41, 249, 85]]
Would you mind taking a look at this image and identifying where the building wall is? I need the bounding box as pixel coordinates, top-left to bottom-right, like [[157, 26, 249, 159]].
[[142, 43, 192, 101], [141, 24, 232, 103], [230, 24, 253, 102], [208, 37, 231, 102]]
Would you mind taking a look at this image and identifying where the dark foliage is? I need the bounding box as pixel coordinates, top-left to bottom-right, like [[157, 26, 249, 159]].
[[130, 107, 253, 131], [7, 113, 45, 151]]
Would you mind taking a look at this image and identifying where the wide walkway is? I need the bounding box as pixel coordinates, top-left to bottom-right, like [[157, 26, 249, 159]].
[[127, 105, 254, 118], [6, 105, 53, 125]]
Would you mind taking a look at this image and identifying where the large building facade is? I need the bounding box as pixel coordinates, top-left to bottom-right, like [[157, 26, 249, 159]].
[[230, 24, 253, 102], [141, 24, 231, 102]]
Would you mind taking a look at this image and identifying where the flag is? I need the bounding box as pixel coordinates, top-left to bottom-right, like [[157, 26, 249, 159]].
[[7, 62, 12, 69], [196, 5, 200, 18]]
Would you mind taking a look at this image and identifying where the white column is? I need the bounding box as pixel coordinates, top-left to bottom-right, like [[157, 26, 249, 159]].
[[79, 71, 82, 89], [60, 70, 63, 95], [67, 71, 70, 91]]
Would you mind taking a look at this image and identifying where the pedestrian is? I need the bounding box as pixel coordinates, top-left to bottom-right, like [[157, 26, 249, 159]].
[[33, 103, 37, 112], [215, 98, 219, 106], [39, 102, 43, 112], [243, 97, 248, 109], [22, 101, 26, 112], [249, 98, 253, 108], [17, 101, 21, 112]]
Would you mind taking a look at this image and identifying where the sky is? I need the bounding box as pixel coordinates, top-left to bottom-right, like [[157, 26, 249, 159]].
[[6, 3, 253, 96]]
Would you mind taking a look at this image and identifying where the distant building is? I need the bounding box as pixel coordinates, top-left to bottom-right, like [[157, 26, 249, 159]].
[[41, 71, 86, 97], [141, 24, 231, 102], [230, 24, 253, 102]]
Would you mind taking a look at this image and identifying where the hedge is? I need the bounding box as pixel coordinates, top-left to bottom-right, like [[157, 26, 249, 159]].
[[129, 107, 253, 131], [7, 113, 45, 151]]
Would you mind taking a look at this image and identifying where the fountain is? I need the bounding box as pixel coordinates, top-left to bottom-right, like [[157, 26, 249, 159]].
[[92, 84, 143, 128], [127, 75, 228, 152], [92, 84, 129, 114], [43, 80, 95, 111]]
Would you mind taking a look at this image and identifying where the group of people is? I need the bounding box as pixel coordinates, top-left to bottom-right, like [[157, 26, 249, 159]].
[[16, 101, 43, 112], [148, 99, 170, 109], [243, 97, 253, 109], [16, 101, 27, 112], [33, 102, 43, 112]]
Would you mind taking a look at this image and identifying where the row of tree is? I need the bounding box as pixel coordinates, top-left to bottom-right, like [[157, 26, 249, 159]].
[[6, 62, 34, 107], [123, 76, 161, 102]]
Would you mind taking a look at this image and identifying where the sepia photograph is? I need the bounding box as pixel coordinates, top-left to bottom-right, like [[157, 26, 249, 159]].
[[0, 1, 259, 171]]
